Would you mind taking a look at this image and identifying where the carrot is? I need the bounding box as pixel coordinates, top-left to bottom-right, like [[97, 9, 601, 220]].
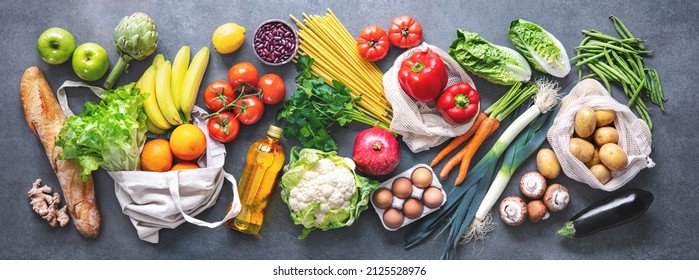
[[439, 117, 498, 179], [430, 112, 487, 167], [454, 118, 501, 185]]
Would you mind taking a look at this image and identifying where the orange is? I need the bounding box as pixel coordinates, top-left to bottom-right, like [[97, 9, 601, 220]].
[[140, 138, 173, 172], [171, 162, 199, 171], [170, 124, 207, 161]]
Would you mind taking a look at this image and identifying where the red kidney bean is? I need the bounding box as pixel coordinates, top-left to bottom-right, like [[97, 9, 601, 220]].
[[254, 20, 297, 65]]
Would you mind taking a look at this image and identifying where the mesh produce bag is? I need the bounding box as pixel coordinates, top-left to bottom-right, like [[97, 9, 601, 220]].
[[384, 42, 478, 153], [547, 79, 654, 191]]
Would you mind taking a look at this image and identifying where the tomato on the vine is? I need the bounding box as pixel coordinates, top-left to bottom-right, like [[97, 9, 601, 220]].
[[228, 62, 259, 93], [258, 73, 286, 105], [388, 16, 423, 49], [356, 25, 389, 62], [207, 111, 240, 143], [233, 96, 265, 125], [203, 80, 236, 111]]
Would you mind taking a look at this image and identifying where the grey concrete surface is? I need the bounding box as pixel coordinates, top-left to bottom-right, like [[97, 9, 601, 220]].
[[1, 0, 697, 259]]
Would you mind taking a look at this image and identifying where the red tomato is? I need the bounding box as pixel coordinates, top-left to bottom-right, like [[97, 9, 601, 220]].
[[228, 62, 259, 93], [258, 73, 286, 105], [388, 16, 423, 48], [203, 80, 236, 111], [207, 111, 240, 143], [356, 25, 389, 62], [233, 96, 265, 125]]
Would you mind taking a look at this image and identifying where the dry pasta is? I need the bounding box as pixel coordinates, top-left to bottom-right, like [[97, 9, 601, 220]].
[[290, 9, 392, 126]]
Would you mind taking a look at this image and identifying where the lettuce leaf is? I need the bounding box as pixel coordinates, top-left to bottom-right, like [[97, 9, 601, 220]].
[[56, 82, 147, 180], [280, 147, 380, 239], [508, 19, 571, 78], [449, 29, 531, 85]]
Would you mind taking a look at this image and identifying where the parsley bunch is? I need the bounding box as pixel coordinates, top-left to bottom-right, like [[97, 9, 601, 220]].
[[277, 55, 391, 152]]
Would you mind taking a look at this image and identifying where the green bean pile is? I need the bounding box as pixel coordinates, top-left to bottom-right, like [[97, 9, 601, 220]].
[[572, 15, 664, 131]]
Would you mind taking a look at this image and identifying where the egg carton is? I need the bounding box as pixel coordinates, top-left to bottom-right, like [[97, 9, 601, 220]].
[[370, 164, 447, 231]]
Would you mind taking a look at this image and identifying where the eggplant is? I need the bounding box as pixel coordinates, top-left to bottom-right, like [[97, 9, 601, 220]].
[[557, 188, 654, 238]]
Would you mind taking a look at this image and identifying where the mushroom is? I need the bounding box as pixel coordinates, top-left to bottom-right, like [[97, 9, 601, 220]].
[[527, 200, 550, 223], [519, 172, 547, 199], [499, 196, 528, 226], [544, 184, 570, 212]]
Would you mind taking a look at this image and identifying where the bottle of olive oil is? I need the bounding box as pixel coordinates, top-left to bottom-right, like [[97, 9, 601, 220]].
[[227, 125, 285, 237]]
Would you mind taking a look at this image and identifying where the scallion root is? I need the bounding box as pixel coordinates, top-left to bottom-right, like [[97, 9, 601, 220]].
[[534, 78, 560, 113], [461, 211, 495, 246]]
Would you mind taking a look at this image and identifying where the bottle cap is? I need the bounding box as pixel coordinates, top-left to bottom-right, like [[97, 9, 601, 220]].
[[267, 125, 283, 139]]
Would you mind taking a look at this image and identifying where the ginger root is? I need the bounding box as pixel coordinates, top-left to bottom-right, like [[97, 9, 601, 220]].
[[28, 179, 69, 227]]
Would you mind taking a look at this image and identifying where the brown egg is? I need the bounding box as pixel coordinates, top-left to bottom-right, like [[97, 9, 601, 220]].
[[383, 208, 404, 229], [372, 188, 393, 209], [391, 177, 413, 199], [422, 187, 444, 208], [411, 167, 433, 188], [402, 198, 424, 219]]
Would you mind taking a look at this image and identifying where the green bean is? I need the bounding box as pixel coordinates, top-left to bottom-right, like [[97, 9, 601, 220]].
[[570, 52, 596, 61], [610, 16, 635, 41], [627, 75, 647, 107], [611, 52, 642, 84], [586, 41, 636, 53], [575, 51, 608, 66], [648, 68, 665, 110], [624, 53, 645, 81], [581, 73, 598, 80], [587, 63, 611, 93], [646, 72, 660, 107], [635, 103, 652, 130], [594, 61, 632, 85], [582, 30, 624, 43]]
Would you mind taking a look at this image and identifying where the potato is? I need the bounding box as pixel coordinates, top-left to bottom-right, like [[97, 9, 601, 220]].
[[536, 148, 561, 180], [594, 127, 619, 146], [575, 106, 597, 138], [599, 143, 628, 171], [585, 146, 601, 168], [595, 109, 616, 127], [569, 138, 595, 163], [590, 164, 612, 184]]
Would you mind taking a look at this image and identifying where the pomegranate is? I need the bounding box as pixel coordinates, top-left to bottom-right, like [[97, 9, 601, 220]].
[[353, 127, 400, 176]]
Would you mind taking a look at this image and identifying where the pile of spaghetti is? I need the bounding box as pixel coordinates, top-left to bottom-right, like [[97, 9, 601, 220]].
[[290, 9, 392, 127]]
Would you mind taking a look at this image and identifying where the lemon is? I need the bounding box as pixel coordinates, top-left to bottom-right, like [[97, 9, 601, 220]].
[[212, 23, 246, 54]]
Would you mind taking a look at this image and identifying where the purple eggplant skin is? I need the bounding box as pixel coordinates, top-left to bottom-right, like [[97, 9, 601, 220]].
[[557, 188, 654, 238]]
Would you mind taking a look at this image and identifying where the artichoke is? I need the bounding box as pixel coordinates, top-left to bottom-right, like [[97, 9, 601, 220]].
[[103, 12, 159, 89]]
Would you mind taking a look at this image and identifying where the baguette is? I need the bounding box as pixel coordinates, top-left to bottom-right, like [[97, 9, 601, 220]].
[[20, 67, 100, 238]]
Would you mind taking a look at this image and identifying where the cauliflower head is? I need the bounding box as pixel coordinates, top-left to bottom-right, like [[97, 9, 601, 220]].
[[280, 148, 380, 239]]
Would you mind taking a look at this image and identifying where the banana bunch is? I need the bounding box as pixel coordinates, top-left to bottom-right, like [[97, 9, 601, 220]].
[[135, 46, 211, 134]]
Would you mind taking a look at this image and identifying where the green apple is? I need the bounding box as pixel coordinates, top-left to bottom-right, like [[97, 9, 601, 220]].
[[72, 42, 110, 82], [37, 27, 76, 64]]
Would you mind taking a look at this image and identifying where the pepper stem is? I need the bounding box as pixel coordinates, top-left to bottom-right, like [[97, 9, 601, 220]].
[[454, 94, 470, 108], [556, 221, 576, 238], [411, 62, 425, 73]]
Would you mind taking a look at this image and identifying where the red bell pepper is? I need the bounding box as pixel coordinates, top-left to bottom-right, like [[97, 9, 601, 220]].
[[436, 82, 480, 124], [398, 50, 448, 103]]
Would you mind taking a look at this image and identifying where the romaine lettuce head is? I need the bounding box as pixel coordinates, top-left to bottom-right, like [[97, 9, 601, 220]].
[[449, 29, 531, 85], [56, 83, 147, 180], [508, 19, 571, 78], [280, 147, 380, 239]]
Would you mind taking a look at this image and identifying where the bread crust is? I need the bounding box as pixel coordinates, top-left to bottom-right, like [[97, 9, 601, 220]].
[[20, 67, 100, 238]]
